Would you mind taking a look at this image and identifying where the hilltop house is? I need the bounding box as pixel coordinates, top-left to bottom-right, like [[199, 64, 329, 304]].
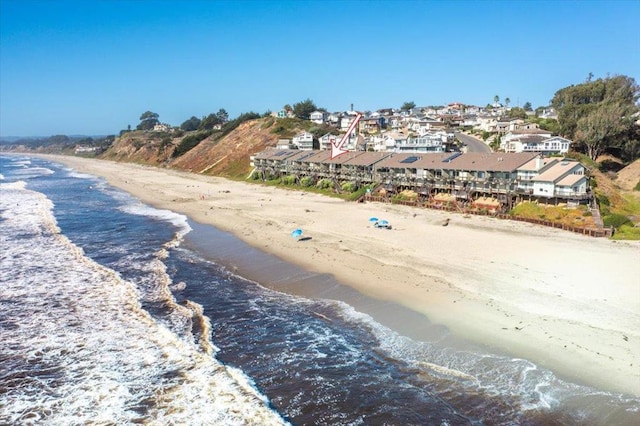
[[310, 111, 328, 124], [292, 132, 314, 150], [359, 116, 386, 134]]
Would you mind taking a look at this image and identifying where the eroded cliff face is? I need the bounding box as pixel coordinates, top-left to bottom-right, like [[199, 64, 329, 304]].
[[100, 117, 289, 177], [101, 132, 174, 166], [171, 119, 280, 178]]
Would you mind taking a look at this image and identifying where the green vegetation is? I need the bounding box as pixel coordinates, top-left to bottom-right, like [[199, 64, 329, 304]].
[[603, 213, 632, 228], [250, 174, 371, 201], [401, 101, 416, 111], [180, 116, 201, 131], [611, 224, 640, 240], [172, 131, 212, 157], [509, 202, 596, 228], [551, 74, 639, 161], [218, 111, 261, 137], [292, 99, 319, 120], [137, 111, 160, 131]]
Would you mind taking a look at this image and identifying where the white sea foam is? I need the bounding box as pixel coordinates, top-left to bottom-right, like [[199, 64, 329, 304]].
[[65, 169, 99, 180], [8, 166, 54, 179], [0, 173, 4, 180], [120, 201, 192, 245], [324, 298, 618, 415], [0, 183, 287, 425]]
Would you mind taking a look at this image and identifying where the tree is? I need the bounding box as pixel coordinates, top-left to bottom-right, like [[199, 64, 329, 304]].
[[575, 101, 636, 160], [292, 98, 317, 120], [199, 113, 222, 130], [216, 108, 229, 124], [505, 97, 511, 107], [400, 101, 416, 111], [180, 116, 201, 131], [551, 74, 639, 160], [493, 95, 499, 105], [137, 111, 160, 131], [523, 102, 533, 112], [507, 107, 527, 119]]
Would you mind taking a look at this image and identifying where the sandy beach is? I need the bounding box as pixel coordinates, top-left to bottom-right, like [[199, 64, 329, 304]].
[[46, 155, 640, 397]]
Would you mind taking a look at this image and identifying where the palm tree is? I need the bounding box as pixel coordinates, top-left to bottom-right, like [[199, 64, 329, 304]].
[[505, 97, 511, 108], [493, 95, 500, 105]]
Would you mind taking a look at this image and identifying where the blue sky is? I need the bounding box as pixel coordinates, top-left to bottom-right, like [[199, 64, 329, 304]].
[[1, 0, 638, 137]]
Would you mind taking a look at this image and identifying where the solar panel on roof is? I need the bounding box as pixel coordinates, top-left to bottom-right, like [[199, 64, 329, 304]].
[[442, 152, 462, 162], [298, 152, 316, 160], [400, 156, 419, 163], [274, 151, 289, 156]]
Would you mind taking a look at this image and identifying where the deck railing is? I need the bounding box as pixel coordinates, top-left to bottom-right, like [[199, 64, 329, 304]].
[[364, 195, 612, 238]]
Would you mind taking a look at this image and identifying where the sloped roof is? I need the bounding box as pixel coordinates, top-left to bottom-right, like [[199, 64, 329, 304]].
[[344, 152, 393, 166], [533, 160, 582, 182], [557, 173, 586, 187], [512, 135, 548, 144], [510, 128, 553, 135], [445, 152, 538, 172], [375, 153, 451, 169], [253, 148, 299, 160], [518, 157, 559, 172]]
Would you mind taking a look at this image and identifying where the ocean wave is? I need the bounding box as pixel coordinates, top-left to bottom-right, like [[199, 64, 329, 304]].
[[0, 184, 287, 425]]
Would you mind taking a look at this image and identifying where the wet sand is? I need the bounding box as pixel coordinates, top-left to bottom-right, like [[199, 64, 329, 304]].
[[47, 155, 640, 397]]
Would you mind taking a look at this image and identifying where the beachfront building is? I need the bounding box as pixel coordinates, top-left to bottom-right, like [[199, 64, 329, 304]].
[[251, 149, 592, 210], [530, 159, 588, 200]]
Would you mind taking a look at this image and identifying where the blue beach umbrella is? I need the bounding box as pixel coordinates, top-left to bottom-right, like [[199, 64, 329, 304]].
[[369, 217, 379, 222], [378, 220, 389, 226], [291, 228, 303, 238]]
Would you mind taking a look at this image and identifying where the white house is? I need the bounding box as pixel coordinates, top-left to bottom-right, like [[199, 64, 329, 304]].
[[504, 134, 572, 154], [531, 160, 587, 198], [516, 157, 560, 193], [310, 111, 327, 124], [292, 132, 314, 150], [319, 133, 338, 151], [276, 139, 296, 150], [394, 134, 445, 153], [153, 123, 172, 132], [476, 116, 498, 132], [340, 113, 360, 131]]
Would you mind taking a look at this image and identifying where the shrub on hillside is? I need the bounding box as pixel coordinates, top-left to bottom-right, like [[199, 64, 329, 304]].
[[341, 182, 357, 192], [172, 131, 211, 157], [316, 179, 332, 189], [281, 175, 296, 185], [603, 213, 632, 229]]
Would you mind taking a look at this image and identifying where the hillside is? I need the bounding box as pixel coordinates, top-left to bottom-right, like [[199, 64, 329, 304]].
[[101, 131, 174, 166], [615, 158, 640, 191], [99, 117, 316, 179], [170, 119, 281, 178]]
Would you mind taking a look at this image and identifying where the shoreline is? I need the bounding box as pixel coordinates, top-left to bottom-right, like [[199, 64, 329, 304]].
[[32, 155, 640, 397]]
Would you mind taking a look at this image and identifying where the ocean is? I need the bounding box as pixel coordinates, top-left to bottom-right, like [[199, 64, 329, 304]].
[[1, 154, 638, 425]]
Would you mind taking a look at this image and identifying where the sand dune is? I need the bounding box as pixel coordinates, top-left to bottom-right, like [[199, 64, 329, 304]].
[[48, 155, 640, 397]]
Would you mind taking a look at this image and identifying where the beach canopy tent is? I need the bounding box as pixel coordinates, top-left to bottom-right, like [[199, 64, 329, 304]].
[[291, 229, 303, 238]]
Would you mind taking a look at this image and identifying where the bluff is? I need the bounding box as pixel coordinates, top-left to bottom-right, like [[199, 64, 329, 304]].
[[99, 117, 314, 178]]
